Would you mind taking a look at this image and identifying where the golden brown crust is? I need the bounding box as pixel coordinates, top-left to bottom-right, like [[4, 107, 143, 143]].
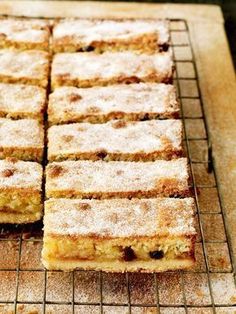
[[42, 257, 195, 272], [0, 210, 42, 224]]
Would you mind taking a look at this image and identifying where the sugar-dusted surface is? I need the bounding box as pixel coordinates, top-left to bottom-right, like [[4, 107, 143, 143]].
[[53, 18, 169, 45], [0, 304, 43, 314], [190, 242, 206, 272], [188, 309, 213, 314], [129, 273, 156, 304], [197, 188, 221, 213], [210, 273, 236, 305], [20, 241, 43, 270], [216, 308, 236, 314], [0, 18, 50, 50], [46, 158, 189, 198], [206, 243, 232, 272], [0, 118, 43, 147], [46, 271, 73, 302], [201, 214, 226, 242], [52, 18, 169, 51], [18, 271, 44, 302], [0, 271, 17, 301], [160, 308, 185, 314], [51, 51, 173, 88], [0, 49, 49, 87], [46, 304, 72, 314], [0, 240, 18, 269], [183, 273, 211, 306], [192, 163, 215, 186], [0, 118, 44, 161], [0, 83, 46, 120], [48, 83, 179, 124], [0, 158, 42, 190], [157, 272, 184, 305], [102, 273, 127, 304], [47, 119, 183, 161], [44, 198, 196, 238], [103, 307, 129, 314], [74, 271, 100, 303]]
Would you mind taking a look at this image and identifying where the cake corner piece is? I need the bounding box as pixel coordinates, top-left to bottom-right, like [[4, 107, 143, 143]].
[[0, 17, 51, 51], [0, 158, 43, 224], [42, 197, 196, 272], [0, 118, 44, 162], [0, 49, 50, 88], [0, 83, 46, 121]]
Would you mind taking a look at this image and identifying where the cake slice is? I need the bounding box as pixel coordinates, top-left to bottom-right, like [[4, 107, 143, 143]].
[[0, 158, 43, 223], [0, 18, 50, 51], [0, 83, 46, 120], [51, 51, 174, 89], [48, 83, 179, 125], [42, 197, 196, 272], [47, 119, 183, 162], [0, 49, 50, 88], [0, 118, 44, 162], [52, 18, 169, 53], [46, 158, 189, 199]]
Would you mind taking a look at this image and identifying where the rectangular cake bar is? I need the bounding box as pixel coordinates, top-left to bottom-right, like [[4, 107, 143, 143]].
[[0, 118, 44, 162], [0, 83, 46, 121], [52, 18, 169, 53], [47, 119, 183, 162], [48, 83, 179, 125], [46, 158, 189, 199], [0, 49, 50, 88], [51, 51, 174, 89], [0, 158, 43, 223], [0, 18, 51, 51], [42, 197, 196, 272]]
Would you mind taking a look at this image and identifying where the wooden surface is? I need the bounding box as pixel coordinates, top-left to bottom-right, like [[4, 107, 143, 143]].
[[0, 0, 236, 268], [189, 21, 236, 270], [0, 1, 223, 21]]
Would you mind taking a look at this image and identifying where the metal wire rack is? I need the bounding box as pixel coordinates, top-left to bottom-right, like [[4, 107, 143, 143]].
[[0, 19, 235, 314]]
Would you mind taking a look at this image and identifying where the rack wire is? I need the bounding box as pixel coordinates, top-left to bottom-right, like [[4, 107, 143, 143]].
[[0, 19, 235, 314]]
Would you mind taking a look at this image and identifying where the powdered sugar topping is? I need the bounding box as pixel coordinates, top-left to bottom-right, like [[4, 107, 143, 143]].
[[44, 198, 196, 237]]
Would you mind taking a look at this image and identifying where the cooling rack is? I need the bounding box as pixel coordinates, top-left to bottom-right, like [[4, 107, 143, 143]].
[[0, 19, 235, 314]]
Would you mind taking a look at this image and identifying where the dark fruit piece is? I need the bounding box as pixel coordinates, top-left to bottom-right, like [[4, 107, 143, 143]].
[[83, 46, 95, 52], [123, 246, 136, 261], [149, 250, 164, 259], [1, 168, 14, 177], [96, 150, 107, 159], [160, 43, 169, 52], [140, 113, 149, 121]]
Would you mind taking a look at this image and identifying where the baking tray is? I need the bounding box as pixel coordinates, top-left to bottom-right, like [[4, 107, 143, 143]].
[[0, 3, 235, 314]]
